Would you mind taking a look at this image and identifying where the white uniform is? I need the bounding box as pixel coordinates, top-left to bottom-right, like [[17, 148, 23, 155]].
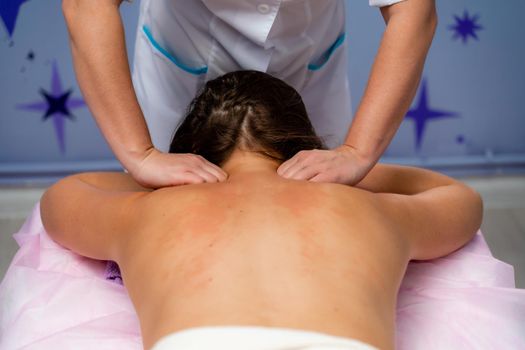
[[131, 0, 406, 152]]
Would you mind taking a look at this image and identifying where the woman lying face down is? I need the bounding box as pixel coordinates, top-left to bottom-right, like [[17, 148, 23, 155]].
[[40, 70, 483, 350]]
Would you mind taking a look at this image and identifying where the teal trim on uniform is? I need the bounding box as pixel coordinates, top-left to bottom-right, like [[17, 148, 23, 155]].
[[142, 25, 208, 75], [307, 32, 346, 71]]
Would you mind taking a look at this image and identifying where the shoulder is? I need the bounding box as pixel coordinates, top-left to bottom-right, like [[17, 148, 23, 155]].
[[334, 185, 414, 238], [319, 182, 405, 225], [323, 182, 386, 208], [127, 183, 215, 221]]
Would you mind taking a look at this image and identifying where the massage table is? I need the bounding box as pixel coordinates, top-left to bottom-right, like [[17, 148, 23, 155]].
[[1, 203, 524, 349]]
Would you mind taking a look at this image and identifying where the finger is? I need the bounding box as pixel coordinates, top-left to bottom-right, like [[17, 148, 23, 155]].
[[196, 160, 228, 182], [288, 163, 323, 181], [203, 162, 228, 181], [191, 166, 221, 183], [277, 158, 296, 176], [281, 153, 320, 178], [277, 152, 303, 176], [280, 155, 312, 178], [196, 156, 228, 181], [280, 161, 306, 179], [172, 171, 207, 185]]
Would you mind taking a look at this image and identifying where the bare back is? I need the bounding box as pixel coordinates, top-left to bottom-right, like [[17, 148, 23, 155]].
[[117, 176, 411, 350]]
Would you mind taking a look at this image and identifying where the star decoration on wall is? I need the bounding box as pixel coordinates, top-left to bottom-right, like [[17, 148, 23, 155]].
[[405, 78, 458, 151], [17, 61, 86, 154], [0, 0, 28, 38], [449, 9, 483, 44]]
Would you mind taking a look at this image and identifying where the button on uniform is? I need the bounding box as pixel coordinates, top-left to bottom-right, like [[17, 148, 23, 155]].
[[257, 3, 270, 14]]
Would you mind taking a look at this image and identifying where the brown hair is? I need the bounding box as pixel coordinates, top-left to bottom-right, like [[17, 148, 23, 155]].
[[169, 70, 327, 166]]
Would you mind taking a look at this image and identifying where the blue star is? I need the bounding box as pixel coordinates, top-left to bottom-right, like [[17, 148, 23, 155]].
[[17, 61, 86, 154], [40, 88, 75, 121], [405, 78, 458, 151], [0, 0, 28, 38], [449, 9, 483, 44]]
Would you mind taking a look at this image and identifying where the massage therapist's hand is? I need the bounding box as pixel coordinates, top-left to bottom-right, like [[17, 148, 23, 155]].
[[129, 147, 228, 189], [277, 144, 373, 186]]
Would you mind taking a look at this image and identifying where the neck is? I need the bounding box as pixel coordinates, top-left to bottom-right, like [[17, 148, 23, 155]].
[[221, 149, 282, 180]]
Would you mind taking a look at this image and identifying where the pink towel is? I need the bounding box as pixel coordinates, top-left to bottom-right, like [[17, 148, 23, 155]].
[[1, 203, 524, 349]]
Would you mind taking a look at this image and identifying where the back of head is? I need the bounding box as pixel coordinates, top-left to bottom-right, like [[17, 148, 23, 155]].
[[169, 70, 327, 166]]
